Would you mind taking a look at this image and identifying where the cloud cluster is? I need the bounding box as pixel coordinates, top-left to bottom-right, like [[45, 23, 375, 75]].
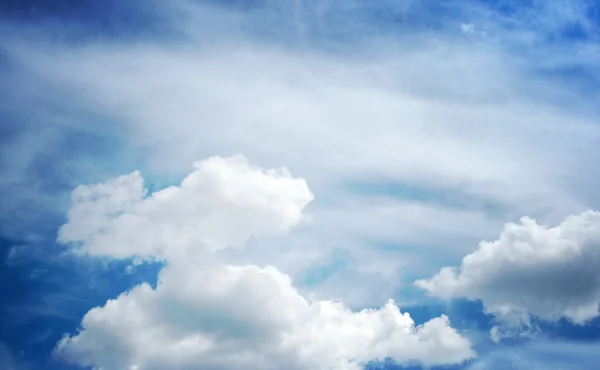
[[5, 0, 600, 312], [2, 1, 600, 369], [58, 155, 313, 260], [55, 156, 474, 370], [417, 211, 600, 325]]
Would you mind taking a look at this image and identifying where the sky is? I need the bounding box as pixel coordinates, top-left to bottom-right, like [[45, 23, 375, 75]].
[[1, 0, 600, 369]]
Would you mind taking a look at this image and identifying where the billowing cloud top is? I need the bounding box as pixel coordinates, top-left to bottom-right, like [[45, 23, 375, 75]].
[[58, 155, 314, 260], [3, 0, 600, 368], [417, 211, 600, 325], [54, 156, 475, 370]]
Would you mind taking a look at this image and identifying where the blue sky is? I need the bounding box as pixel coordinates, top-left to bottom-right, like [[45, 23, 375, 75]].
[[2, 0, 600, 369]]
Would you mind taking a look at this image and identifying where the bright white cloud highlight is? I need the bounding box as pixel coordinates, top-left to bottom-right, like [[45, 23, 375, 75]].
[[55, 156, 475, 369], [417, 211, 600, 325], [58, 155, 314, 260], [56, 261, 474, 370]]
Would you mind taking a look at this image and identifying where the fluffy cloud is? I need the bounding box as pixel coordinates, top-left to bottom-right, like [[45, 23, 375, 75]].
[[58, 155, 314, 260], [55, 156, 475, 370], [416, 211, 600, 325], [56, 261, 474, 370]]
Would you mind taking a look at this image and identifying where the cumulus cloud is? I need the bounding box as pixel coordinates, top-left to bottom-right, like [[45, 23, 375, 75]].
[[2, 1, 600, 368], [58, 155, 313, 260], [416, 211, 600, 325], [54, 155, 474, 370], [56, 261, 474, 370]]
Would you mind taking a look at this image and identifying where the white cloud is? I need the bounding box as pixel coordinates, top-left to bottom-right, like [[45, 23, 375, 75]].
[[55, 156, 475, 369], [2, 1, 600, 368], [58, 155, 313, 260], [56, 261, 474, 370], [10, 6, 600, 218], [20, 37, 598, 307], [216, 194, 500, 308], [416, 210, 600, 325], [40, 44, 596, 214], [4, 0, 600, 310]]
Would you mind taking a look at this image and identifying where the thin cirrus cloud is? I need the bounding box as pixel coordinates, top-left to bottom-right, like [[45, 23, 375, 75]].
[[5, 0, 600, 307]]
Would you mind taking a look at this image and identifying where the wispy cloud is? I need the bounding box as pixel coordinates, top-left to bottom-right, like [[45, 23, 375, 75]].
[[3, 0, 600, 305], [1, 1, 600, 368]]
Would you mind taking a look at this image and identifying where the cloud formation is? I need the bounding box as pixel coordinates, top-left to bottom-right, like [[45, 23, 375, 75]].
[[55, 156, 474, 369], [58, 155, 313, 261], [4, 0, 600, 311], [417, 211, 600, 325]]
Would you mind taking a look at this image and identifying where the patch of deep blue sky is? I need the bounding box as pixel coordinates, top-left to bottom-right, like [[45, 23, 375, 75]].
[[0, 101, 162, 368], [1, 0, 600, 369], [0, 46, 159, 368]]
